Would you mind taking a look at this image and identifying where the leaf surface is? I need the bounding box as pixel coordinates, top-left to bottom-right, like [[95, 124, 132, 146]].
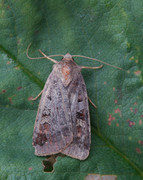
[[0, 0, 143, 179]]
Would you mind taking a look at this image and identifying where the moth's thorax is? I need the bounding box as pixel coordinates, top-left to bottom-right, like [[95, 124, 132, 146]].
[[62, 63, 71, 81], [53, 54, 81, 87], [62, 53, 74, 62]]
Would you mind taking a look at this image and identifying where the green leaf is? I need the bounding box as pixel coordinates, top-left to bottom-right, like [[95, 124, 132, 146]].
[[0, 0, 143, 179]]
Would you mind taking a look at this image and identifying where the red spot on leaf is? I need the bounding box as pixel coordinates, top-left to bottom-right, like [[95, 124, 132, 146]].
[[108, 114, 115, 121], [108, 114, 115, 125], [136, 148, 141, 154], [113, 87, 115, 91], [138, 140, 143, 145], [2, 90, 6, 93], [17, 86, 22, 90], [104, 82, 107, 84], [141, 115, 143, 118], [15, 67, 19, 70], [139, 120, 142, 125], [134, 109, 138, 114], [114, 99, 118, 104], [114, 108, 122, 117], [130, 107, 133, 112], [7, 61, 11, 64], [115, 108, 121, 113], [134, 102, 137, 105], [8, 98, 13, 104], [134, 71, 141, 75], [7, 5, 10, 9], [28, 167, 33, 171], [127, 119, 135, 127]]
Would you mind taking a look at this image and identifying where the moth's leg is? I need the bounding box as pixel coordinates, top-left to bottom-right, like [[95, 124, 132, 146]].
[[81, 65, 102, 108], [88, 97, 97, 108], [32, 90, 43, 101], [38, 49, 58, 64], [80, 64, 103, 69]]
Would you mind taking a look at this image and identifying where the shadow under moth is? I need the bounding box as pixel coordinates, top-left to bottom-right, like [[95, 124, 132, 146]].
[[27, 44, 122, 160]]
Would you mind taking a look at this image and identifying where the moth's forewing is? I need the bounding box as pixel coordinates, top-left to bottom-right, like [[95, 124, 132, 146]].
[[62, 73, 91, 160], [32, 67, 73, 156]]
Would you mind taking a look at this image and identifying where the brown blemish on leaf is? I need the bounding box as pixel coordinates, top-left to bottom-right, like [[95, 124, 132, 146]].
[[127, 119, 135, 127], [7, 61, 11, 64], [116, 123, 119, 127], [8, 97, 13, 104], [17, 86, 22, 90], [135, 60, 138, 63], [17, 39, 21, 44], [127, 70, 130, 73], [7, 5, 10, 9], [15, 66, 19, 70], [84, 174, 117, 180], [28, 167, 33, 171], [1, 90, 6, 93], [129, 56, 134, 60], [136, 148, 141, 154], [139, 120, 142, 125], [114, 99, 118, 104], [134, 70, 141, 75], [35, 30, 38, 35], [113, 87, 115, 91]]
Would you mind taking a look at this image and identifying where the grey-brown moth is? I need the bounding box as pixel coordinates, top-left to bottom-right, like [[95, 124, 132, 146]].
[[27, 45, 122, 160]]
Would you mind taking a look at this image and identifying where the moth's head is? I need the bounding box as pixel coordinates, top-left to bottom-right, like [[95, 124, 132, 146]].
[[62, 53, 74, 62]]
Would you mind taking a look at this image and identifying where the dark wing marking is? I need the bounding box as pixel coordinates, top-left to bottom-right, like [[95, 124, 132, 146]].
[[32, 71, 73, 156], [62, 72, 91, 160]]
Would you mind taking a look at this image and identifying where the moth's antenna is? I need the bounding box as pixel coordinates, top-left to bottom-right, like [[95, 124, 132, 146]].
[[26, 43, 45, 60], [72, 55, 123, 70], [38, 49, 65, 64], [26, 43, 64, 61]]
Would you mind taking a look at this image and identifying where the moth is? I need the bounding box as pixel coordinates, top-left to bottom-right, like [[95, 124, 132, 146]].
[[27, 44, 122, 160]]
